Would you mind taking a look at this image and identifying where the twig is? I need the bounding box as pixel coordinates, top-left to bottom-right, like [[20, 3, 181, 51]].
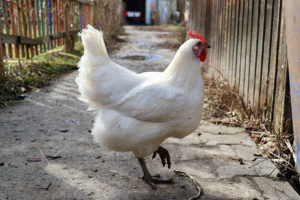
[[265, 150, 296, 172], [174, 169, 202, 200], [248, 158, 267, 168], [285, 140, 296, 166], [267, 164, 278, 177], [38, 147, 50, 165]]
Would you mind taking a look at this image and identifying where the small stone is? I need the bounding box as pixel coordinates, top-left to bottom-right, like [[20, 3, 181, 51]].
[[239, 158, 245, 165], [0, 162, 4, 166], [88, 192, 95, 196], [93, 168, 98, 172], [88, 175, 93, 178]]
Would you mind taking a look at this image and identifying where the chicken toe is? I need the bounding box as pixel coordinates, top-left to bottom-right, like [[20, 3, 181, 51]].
[[152, 146, 171, 169]]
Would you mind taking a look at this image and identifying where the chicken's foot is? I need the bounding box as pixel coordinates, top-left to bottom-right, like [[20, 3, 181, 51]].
[[152, 146, 171, 169], [137, 158, 173, 190]]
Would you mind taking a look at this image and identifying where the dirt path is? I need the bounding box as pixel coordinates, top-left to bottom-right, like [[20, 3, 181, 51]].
[[1, 26, 299, 200]]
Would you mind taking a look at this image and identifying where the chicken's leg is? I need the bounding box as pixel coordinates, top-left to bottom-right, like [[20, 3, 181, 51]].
[[152, 146, 171, 169], [137, 158, 173, 189]]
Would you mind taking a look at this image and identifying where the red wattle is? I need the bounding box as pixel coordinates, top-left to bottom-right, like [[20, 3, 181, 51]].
[[200, 49, 206, 62]]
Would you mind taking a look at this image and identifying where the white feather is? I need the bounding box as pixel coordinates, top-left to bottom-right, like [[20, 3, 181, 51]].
[[76, 25, 205, 158]]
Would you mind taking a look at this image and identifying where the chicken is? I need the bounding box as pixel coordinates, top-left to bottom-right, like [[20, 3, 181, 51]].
[[76, 25, 210, 188]]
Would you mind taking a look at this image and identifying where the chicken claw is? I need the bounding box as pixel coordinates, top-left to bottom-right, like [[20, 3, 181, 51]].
[[137, 158, 173, 190], [152, 146, 171, 169]]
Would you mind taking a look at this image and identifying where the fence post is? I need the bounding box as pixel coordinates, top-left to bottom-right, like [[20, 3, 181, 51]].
[[0, 0, 5, 82], [284, 0, 300, 173], [64, 0, 71, 53], [0, 39, 4, 82]]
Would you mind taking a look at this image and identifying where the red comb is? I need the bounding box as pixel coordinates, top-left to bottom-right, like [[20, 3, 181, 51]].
[[188, 31, 207, 43]]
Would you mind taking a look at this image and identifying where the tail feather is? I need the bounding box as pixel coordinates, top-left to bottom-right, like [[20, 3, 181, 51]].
[[79, 25, 109, 60], [76, 25, 110, 109]]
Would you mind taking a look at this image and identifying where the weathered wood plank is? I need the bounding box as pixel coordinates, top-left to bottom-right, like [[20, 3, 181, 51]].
[[228, 0, 236, 84], [0, 1, 4, 80], [253, 0, 267, 111], [2, 0, 12, 57], [45, 0, 50, 49], [30, 0, 39, 55], [205, 0, 213, 67], [20, 0, 30, 58], [51, 0, 56, 48], [218, 0, 224, 71], [25, 0, 34, 57], [225, 0, 232, 79], [221, 0, 226, 75], [267, 0, 281, 121], [273, 4, 287, 134], [232, 0, 240, 87], [236, 0, 245, 93], [35, 0, 43, 53], [64, 0, 71, 52], [58, 0, 61, 45], [218, 0, 222, 69], [259, 0, 274, 117], [240, 0, 249, 100], [16, 0, 25, 57], [248, 0, 260, 109], [9, 0, 19, 57], [244, 0, 254, 106], [0, 36, 4, 82], [0, 0, 6, 58]]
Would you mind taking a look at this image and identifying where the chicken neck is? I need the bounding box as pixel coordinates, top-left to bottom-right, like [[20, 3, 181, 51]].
[[163, 49, 203, 91]]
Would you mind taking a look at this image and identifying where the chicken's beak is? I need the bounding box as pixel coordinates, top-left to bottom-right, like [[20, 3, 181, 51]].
[[206, 43, 211, 48]]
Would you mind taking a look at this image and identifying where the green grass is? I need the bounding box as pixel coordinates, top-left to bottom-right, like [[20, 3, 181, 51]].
[[0, 41, 83, 106]]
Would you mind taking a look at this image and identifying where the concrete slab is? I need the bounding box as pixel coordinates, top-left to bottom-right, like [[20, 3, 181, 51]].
[[253, 177, 300, 200]]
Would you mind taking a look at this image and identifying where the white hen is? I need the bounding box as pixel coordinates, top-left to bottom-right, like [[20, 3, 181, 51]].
[[76, 25, 210, 188]]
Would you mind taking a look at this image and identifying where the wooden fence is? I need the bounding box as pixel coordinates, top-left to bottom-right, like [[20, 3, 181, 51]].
[[0, 0, 94, 60], [187, 0, 291, 134]]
